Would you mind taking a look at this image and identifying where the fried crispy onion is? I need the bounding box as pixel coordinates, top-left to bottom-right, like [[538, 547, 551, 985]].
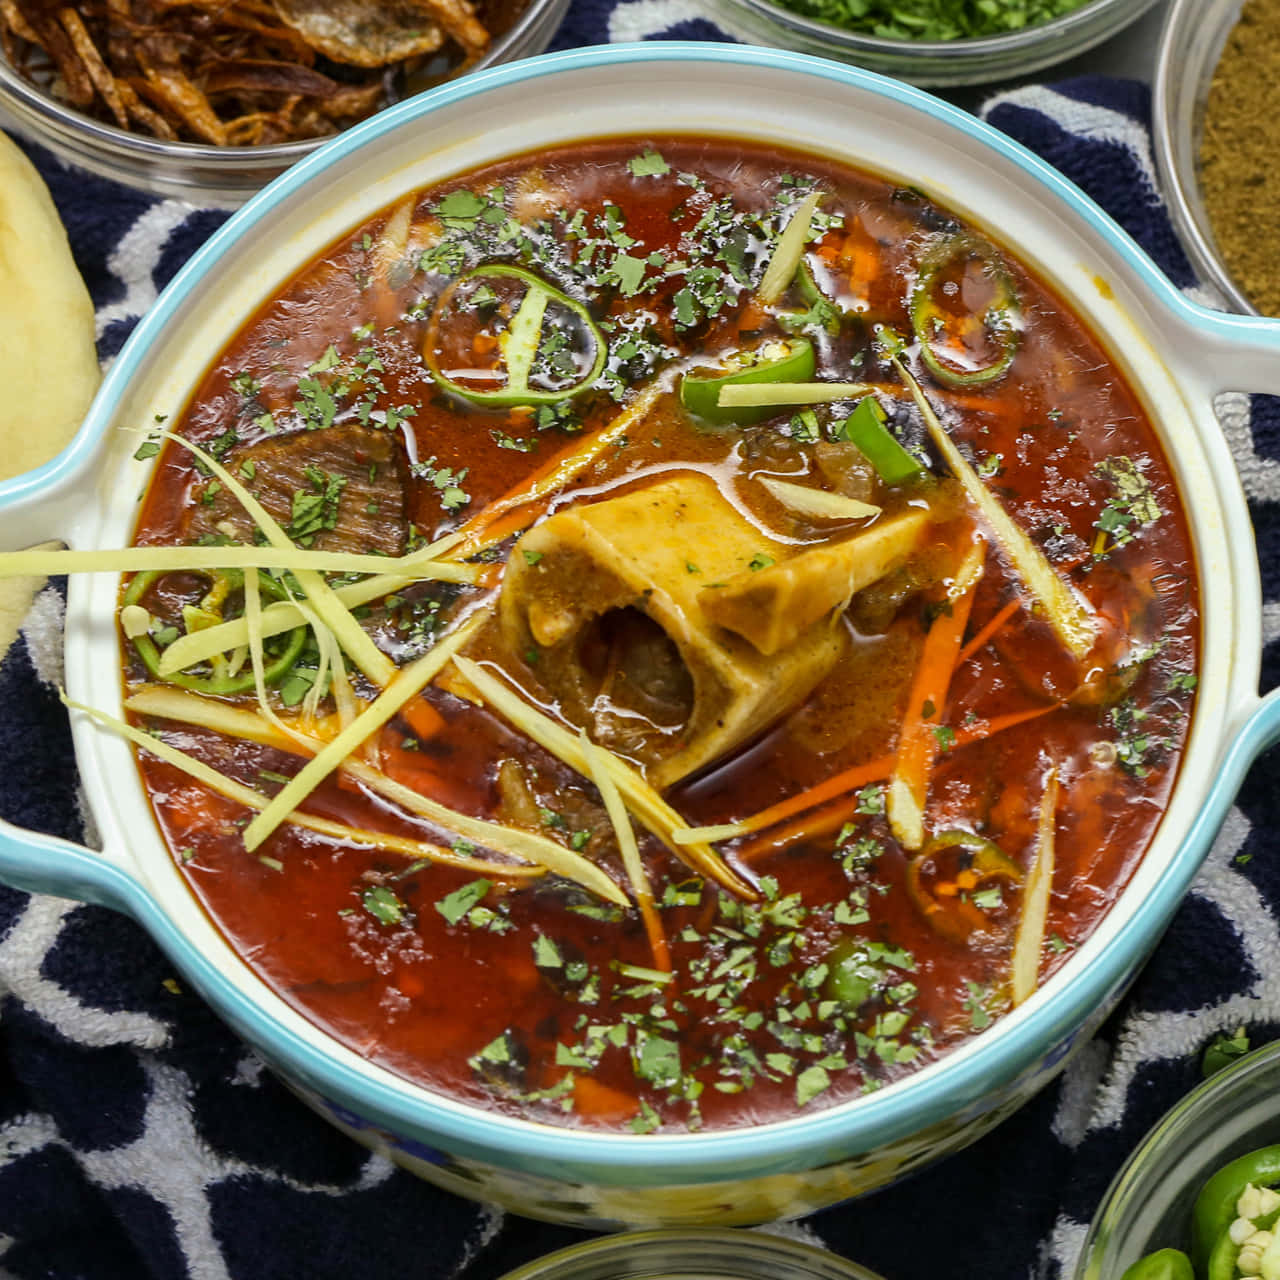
[[0, 0, 494, 146]]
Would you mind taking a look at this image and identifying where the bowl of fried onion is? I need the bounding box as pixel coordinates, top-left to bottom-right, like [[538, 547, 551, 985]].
[[0, 0, 569, 205]]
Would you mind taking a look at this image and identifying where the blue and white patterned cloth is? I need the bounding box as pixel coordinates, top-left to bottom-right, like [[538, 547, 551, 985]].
[[2, 14, 1279, 1277]]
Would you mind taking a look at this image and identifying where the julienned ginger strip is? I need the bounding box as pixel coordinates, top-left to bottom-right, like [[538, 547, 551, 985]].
[[120, 683, 626, 903]]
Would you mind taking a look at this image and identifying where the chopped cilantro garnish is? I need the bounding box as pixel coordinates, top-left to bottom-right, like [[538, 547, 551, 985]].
[[1094, 455, 1161, 552], [795, 1064, 831, 1107], [963, 980, 994, 1031], [605, 253, 648, 297], [855, 785, 885, 815], [661, 880, 703, 908], [410, 458, 471, 512], [469, 1029, 519, 1074], [492, 429, 537, 452], [286, 467, 346, 547], [435, 189, 488, 224], [627, 1099, 663, 1133], [532, 934, 563, 969], [1107, 697, 1169, 778], [628, 149, 670, 178], [307, 344, 341, 375], [362, 885, 407, 926], [435, 879, 491, 925], [632, 1034, 682, 1089]]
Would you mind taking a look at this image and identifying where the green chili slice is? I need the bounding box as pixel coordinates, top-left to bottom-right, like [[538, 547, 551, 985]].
[[906, 829, 1023, 944], [124, 568, 306, 696], [1119, 1250, 1195, 1280], [1207, 1227, 1240, 1280], [835, 396, 924, 485], [679, 338, 816, 425], [1193, 1146, 1280, 1269], [910, 232, 1019, 388], [778, 262, 843, 339], [424, 264, 607, 407], [824, 937, 876, 1010]]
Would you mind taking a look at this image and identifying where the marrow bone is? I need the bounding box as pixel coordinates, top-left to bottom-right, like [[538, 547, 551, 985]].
[[701, 507, 932, 656], [497, 472, 926, 789]]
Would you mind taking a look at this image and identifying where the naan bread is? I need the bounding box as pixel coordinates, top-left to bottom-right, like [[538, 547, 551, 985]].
[[0, 133, 99, 653]]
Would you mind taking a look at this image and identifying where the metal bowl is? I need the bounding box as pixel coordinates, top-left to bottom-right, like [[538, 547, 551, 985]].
[[0, 0, 569, 207], [1153, 0, 1260, 314], [712, 0, 1161, 88]]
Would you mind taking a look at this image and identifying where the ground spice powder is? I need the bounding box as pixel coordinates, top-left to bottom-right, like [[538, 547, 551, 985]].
[[1200, 0, 1280, 316]]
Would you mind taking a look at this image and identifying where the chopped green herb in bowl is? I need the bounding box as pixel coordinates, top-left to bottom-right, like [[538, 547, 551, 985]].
[[715, 0, 1161, 87], [768, 0, 1093, 40]]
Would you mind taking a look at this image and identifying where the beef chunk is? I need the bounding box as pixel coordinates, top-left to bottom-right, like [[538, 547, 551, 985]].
[[186, 424, 409, 556]]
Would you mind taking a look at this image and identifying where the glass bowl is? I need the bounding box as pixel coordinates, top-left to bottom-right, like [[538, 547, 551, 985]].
[[1074, 1041, 1280, 1279], [710, 0, 1161, 87], [497, 1229, 885, 1279], [0, 0, 569, 207], [1152, 0, 1258, 314]]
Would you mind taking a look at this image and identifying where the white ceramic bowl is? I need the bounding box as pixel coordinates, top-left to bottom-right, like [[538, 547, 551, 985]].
[[2, 43, 1280, 1229]]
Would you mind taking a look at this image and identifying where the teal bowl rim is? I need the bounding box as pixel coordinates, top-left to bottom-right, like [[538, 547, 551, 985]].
[[11, 40, 1273, 1183]]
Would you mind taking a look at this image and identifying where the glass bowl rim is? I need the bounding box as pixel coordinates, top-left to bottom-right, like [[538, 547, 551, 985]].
[[496, 1227, 887, 1279]]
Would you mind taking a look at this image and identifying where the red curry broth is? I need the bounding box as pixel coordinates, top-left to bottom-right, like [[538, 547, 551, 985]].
[[125, 136, 1198, 1132]]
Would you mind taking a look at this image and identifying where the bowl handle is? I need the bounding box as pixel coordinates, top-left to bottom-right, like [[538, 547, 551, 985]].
[[1167, 298, 1280, 397], [0, 820, 142, 913], [0, 433, 105, 549]]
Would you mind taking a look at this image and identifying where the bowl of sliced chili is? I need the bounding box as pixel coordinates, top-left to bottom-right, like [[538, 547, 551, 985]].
[[1077, 1040, 1280, 1280]]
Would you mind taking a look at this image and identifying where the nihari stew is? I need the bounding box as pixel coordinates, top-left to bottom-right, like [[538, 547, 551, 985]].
[[101, 138, 1196, 1132]]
